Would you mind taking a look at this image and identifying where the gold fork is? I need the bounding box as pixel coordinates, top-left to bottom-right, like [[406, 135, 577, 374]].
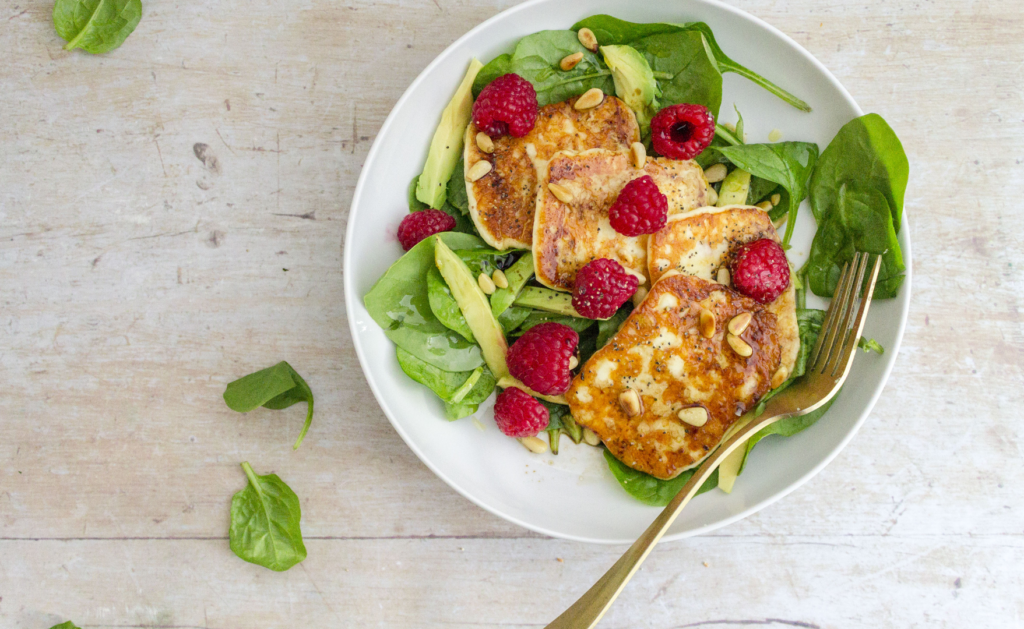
[[545, 252, 883, 629]]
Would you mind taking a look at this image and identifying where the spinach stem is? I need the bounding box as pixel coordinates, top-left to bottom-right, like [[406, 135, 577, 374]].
[[241, 461, 259, 488], [725, 62, 812, 112], [292, 400, 314, 450], [715, 124, 742, 146]]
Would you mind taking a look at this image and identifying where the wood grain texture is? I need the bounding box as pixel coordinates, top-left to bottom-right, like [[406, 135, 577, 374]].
[[1, 0, 1022, 627]]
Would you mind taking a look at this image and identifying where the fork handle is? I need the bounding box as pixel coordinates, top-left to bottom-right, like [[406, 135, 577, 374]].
[[543, 413, 783, 629]]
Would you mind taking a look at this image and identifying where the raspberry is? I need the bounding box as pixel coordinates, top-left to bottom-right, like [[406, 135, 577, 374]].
[[493, 387, 549, 437], [651, 104, 715, 160], [397, 209, 456, 251], [507, 322, 579, 395], [472, 73, 538, 138], [730, 238, 791, 304], [572, 258, 639, 319], [608, 175, 669, 236]]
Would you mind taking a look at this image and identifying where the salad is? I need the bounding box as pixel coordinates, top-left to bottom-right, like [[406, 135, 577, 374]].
[[363, 15, 908, 506]]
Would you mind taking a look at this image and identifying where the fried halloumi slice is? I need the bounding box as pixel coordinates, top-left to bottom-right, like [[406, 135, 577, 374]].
[[533, 149, 707, 292], [463, 95, 640, 250], [648, 204, 799, 378], [566, 274, 796, 480]]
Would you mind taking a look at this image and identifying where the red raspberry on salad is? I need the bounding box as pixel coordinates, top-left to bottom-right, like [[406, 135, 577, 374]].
[[572, 258, 639, 320], [507, 322, 579, 396], [730, 238, 791, 304], [608, 175, 669, 237], [493, 387, 549, 437], [651, 104, 715, 160], [397, 209, 456, 251], [472, 73, 538, 138]]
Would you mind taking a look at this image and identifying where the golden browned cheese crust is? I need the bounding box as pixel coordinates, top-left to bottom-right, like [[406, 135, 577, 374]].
[[648, 205, 799, 380], [533, 149, 707, 292], [463, 95, 640, 250], [566, 274, 784, 480]]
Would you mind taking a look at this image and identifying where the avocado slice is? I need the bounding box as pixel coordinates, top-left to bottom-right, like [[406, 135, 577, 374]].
[[490, 253, 535, 317], [717, 168, 752, 207], [601, 45, 659, 129], [496, 376, 568, 406], [434, 237, 509, 379], [716, 414, 755, 493], [416, 58, 484, 209], [513, 286, 585, 318]]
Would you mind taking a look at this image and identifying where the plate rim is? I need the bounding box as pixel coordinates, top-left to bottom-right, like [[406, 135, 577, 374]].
[[343, 0, 912, 544]]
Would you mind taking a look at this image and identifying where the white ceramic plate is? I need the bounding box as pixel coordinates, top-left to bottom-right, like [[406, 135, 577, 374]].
[[344, 0, 911, 544]]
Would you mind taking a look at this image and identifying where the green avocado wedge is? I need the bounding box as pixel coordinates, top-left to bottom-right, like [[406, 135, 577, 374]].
[[434, 238, 510, 379]]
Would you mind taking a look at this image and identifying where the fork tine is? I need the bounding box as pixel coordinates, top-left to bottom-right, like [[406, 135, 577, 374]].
[[807, 257, 855, 368], [823, 253, 869, 374], [830, 255, 883, 378], [813, 252, 863, 373]]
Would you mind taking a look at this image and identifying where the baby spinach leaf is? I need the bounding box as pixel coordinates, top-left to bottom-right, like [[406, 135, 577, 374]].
[[747, 176, 780, 207], [53, 0, 142, 54], [455, 248, 516, 278], [396, 347, 496, 420], [576, 324, 599, 367], [716, 141, 819, 246], [597, 303, 632, 348], [629, 31, 722, 120], [364, 233, 487, 372], [446, 158, 470, 215], [427, 266, 475, 343], [738, 398, 836, 475], [809, 114, 909, 232], [445, 367, 497, 420], [230, 462, 306, 572], [474, 30, 614, 106], [498, 306, 532, 335], [49, 623, 81, 629], [604, 449, 718, 506], [807, 184, 905, 299], [223, 361, 315, 450], [572, 16, 811, 112]]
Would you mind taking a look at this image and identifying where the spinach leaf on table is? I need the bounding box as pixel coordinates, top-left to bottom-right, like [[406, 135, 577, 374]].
[[53, 0, 142, 54], [473, 30, 614, 106], [364, 233, 487, 372], [604, 449, 718, 507], [230, 462, 306, 572], [807, 183, 906, 299], [223, 361, 315, 450], [716, 141, 819, 246], [572, 15, 811, 112], [49, 623, 81, 629]]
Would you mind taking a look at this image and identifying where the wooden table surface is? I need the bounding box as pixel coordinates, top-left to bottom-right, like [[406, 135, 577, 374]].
[[2, 0, 1022, 627]]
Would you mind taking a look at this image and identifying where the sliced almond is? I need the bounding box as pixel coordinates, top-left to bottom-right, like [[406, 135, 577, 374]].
[[568, 356, 579, 370], [618, 389, 642, 417], [707, 186, 719, 206], [577, 27, 598, 52], [478, 272, 496, 295], [771, 366, 789, 389], [560, 52, 584, 71], [630, 142, 647, 169], [704, 163, 728, 183], [492, 269, 508, 289], [582, 427, 601, 446], [728, 312, 752, 336], [475, 132, 494, 154], [519, 436, 548, 454], [466, 160, 492, 182], [727, 333, 753, 357], [631, 285, 649, 308], [547, 182, 574, 204], [717, 267, 731, 287], [677, 406, 709, 428], [699, 309, 716, 339], [574, 88, 604, 110]]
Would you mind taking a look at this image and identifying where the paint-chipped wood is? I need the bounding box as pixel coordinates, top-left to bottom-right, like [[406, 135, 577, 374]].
[[1, 0, 1022, 627]]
